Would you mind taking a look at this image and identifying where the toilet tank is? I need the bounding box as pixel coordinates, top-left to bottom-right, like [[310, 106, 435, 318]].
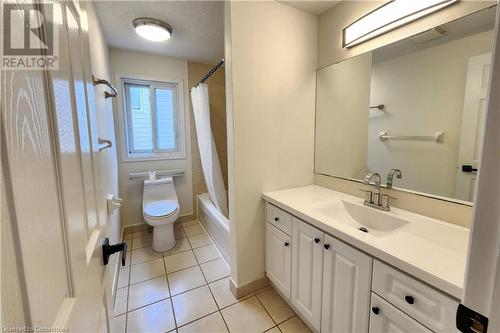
[[143, 177, 177, 203]]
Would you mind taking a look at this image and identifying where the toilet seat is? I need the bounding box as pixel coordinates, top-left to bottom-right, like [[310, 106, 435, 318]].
[[144, 200, 179, 220]]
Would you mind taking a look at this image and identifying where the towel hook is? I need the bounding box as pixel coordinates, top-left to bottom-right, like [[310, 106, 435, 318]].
[[92, 75, 117, 98], [98, 138, 112, 152]]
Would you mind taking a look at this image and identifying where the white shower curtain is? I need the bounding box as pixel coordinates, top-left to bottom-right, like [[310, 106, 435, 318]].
[[190, 84, 228, 217]]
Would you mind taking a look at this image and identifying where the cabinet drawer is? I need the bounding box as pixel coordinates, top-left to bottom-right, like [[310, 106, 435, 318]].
[[370, 293, 432, 333], [266, 203, 292, 235], [372, 260, 458, 333]]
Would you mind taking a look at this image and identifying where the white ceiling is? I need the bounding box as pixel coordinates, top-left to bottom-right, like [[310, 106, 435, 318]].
[[280, 1, 340, 15], [93, 1, 224, 65]]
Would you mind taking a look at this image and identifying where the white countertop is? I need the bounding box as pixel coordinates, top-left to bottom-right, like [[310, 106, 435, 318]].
[[262, 185, 469, 299]]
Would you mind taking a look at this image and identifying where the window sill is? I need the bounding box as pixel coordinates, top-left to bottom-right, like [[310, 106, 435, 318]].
[[121, 152, 186, 163]]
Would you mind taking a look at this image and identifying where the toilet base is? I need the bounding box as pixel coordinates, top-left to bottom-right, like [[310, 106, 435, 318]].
[[151, 223, 176, 252]]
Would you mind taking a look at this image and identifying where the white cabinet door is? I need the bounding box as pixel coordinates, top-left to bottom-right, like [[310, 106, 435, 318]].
[[370, 293, 432, 333], [292, 218, 324, 331], [321, 235, 372, 333], [266, 223, 292, 299]]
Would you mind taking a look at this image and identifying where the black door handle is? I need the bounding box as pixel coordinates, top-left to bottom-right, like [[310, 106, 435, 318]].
[[372, 307, 380, 315], [462, 165, 478, 173], [284, 242, 289, 247], [314, 238, 320, 244], [324, 244, 330, 250], [102, 237, 128, 266]]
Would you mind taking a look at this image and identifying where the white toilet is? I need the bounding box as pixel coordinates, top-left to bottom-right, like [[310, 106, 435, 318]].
[[143, 174, 180, 252]]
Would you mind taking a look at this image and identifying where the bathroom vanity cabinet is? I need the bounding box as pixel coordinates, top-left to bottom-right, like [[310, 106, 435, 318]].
[[264, 202, 459, 333]]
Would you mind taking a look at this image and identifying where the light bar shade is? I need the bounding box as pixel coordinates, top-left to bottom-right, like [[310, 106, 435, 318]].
[[343, 0, 457, 48]]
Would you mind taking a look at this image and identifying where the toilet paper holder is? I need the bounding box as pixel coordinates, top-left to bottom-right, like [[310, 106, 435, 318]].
[[107, 194, 123, 216]]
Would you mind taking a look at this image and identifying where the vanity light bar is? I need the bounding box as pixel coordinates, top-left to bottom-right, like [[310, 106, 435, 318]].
[[343, 0, 457, 48]]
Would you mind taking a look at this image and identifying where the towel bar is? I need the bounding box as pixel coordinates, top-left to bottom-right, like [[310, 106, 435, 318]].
[[379, 131, 444, 143], [128, 169, 185, 181]]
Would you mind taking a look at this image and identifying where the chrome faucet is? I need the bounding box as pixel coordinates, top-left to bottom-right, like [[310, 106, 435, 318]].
[[386, 169, 402, 189], [362, 172, 390, 211]]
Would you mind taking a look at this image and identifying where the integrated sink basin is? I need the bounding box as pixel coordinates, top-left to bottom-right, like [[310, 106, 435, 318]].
[[314, 199, 410, 236]]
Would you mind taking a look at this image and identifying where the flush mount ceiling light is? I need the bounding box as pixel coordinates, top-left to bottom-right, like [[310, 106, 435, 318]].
[[133, 18, 172, 42], [343, 0, 457, 48]]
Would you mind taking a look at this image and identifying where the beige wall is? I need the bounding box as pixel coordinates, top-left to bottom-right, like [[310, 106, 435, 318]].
[[109, 49, 193, 226], [226, 1, 317, 287], [187, 62, 227, 218], [318, 1, 494, 68], [368, 30, 493, 198], [315, 52, 371, 179]]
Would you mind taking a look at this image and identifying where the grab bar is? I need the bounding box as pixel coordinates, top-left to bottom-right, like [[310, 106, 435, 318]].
[[128, 169, 185, 181], [98, 138, 113, 152], [92, 75, 117, 98], [379, 131, 444, 143]]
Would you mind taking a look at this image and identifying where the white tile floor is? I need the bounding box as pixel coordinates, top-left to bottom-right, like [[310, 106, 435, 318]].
[[113, 220, 311, 333]]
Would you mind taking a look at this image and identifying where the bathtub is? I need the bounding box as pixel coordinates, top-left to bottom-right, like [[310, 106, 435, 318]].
[[197, 193, 230, 265]]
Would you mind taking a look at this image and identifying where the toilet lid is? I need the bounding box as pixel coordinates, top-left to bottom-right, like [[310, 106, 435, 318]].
[[144, 200, 178, 218]]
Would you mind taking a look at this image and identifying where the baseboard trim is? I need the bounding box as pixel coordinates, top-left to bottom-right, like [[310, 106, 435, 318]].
[[123, 222, 148, 234], [229, 276, 269, 299], [179, 214, 196, 223]]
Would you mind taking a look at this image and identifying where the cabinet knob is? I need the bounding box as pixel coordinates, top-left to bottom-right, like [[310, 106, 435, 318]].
[[405, 295, 415, 305], [284, 242, 289, 247], [324, 244, 330, 250], [371, 307, 380, 315], [274, 217, 279, 222], [314, 238, 320, 244]]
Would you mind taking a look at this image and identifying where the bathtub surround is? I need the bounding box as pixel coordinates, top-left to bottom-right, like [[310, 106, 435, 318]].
[[225, 1, 317, 293], [87, 2, 122, 295], [109, 49, 194, 226], [198, 194, 230, 266], [187, 62, 228, 219]]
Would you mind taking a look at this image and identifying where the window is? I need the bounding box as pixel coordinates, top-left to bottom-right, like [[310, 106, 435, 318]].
[[122, 78, 184, 160]]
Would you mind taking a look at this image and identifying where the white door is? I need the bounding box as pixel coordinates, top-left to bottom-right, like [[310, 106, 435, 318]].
[[2, 1, 112, 331], [265, 223, 292, 299], [369, 293, 432, 333], [291, 218, 324, 331], [321, 235, 372, 333], [454, 53, 491, 201]]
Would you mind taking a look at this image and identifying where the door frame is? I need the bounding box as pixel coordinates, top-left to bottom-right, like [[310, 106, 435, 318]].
[[461, 2, 500, 331]]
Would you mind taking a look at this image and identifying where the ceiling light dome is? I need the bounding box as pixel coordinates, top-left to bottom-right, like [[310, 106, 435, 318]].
[[133, 18, 172, 42]]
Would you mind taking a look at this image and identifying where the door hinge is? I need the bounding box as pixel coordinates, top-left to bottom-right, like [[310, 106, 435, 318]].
[[457, 304, 489, 333]]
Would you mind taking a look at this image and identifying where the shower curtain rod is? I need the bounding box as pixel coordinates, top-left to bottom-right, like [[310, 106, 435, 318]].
[[198, 59, 225, 85]]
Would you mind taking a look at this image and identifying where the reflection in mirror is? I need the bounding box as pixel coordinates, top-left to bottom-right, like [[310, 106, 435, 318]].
[[315, 7, 496, 204]]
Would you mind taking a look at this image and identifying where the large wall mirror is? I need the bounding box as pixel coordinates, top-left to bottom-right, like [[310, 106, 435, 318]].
[[315, 6, 496, 204]]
